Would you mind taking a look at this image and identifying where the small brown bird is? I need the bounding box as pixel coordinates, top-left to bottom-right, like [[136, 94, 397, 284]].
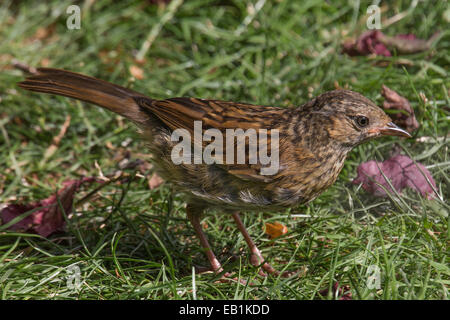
[[18, 68, 410, 278]]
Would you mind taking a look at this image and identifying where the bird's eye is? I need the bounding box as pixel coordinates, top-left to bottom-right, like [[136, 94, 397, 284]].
[[355, 116, 369, 128]]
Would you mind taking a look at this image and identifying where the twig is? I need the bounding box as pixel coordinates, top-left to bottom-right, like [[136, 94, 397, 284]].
[[41, 115, 71, 164], [11, 59, 38, 75]]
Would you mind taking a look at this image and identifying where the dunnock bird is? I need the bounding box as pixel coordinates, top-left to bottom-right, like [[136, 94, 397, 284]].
[[18, 68, 410, 278]]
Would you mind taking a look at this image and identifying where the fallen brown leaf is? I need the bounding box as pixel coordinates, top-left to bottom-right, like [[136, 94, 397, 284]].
[[148, 173, 164, 189], [381, 85, 419, 133], [264, 221, 288, 239], [129, 65, 144, 80]]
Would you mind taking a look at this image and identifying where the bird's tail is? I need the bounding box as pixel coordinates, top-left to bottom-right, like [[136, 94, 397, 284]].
[[18, 68, 149, 123]]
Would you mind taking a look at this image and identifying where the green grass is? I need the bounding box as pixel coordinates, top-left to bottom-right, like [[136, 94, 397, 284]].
[[0, 0, 448, 300]]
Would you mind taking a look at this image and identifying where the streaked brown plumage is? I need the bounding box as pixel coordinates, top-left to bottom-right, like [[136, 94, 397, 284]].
[[18, 68, 410, 279]]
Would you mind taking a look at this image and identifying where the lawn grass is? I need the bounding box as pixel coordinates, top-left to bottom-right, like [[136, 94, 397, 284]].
[[0, 0, 448, 299]]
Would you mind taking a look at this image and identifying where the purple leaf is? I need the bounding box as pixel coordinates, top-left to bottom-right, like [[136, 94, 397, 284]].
[[1, 177, 97, 237], [353, 155, 437, 199], [343, 31, 439, 57], [343, 30, 391, 57]]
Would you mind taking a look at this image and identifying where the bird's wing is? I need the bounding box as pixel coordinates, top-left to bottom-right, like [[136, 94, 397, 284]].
[[138, 97, 282, 132], [137, 97, 290, 182]]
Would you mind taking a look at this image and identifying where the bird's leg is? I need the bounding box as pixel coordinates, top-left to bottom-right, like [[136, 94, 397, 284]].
[[186, 204, 247, 284], [231, 211, 293, 278], [186, 204, 223, 273]]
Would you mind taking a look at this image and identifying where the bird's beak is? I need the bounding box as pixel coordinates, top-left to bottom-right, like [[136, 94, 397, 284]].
[[373, 122, 412, 138]]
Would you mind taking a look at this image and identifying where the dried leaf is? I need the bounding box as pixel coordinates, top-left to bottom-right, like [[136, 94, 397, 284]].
[[40, 58, 51, 67], [381, 85, 419, 133], [353, 155, 437, 199], [343, 31, 439, 57], [378, 32, 440, 54], [129, 65, 144, 80], [148, 173, 164, 189], [33, 24, 56, 41], [0, 177, 97, 237], [342, 30, 391, 57], [264, 221, 288, 239]]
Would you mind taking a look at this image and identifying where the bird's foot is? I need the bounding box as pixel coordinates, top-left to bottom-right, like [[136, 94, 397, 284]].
[[250, 253, 297, 278], [194, 265, 250, 285]]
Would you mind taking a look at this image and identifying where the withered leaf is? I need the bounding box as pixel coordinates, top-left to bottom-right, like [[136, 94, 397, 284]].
[[378, 32, 440, 54], [381, 85, 419, 133], [353, 155, 437, 199], [343, 30, 391, 57], [343, 31, 439, 57], [129, 65, 144, 80], [148, 172, 164, 189], [264, 221, 288, 239], [0, 177, 97, 237]]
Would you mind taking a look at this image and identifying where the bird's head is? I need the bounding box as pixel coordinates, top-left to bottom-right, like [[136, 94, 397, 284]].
[[306, 90, 411, 148]]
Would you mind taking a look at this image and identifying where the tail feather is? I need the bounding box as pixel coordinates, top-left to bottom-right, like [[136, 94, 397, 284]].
[[18, 68, 150, 123]]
